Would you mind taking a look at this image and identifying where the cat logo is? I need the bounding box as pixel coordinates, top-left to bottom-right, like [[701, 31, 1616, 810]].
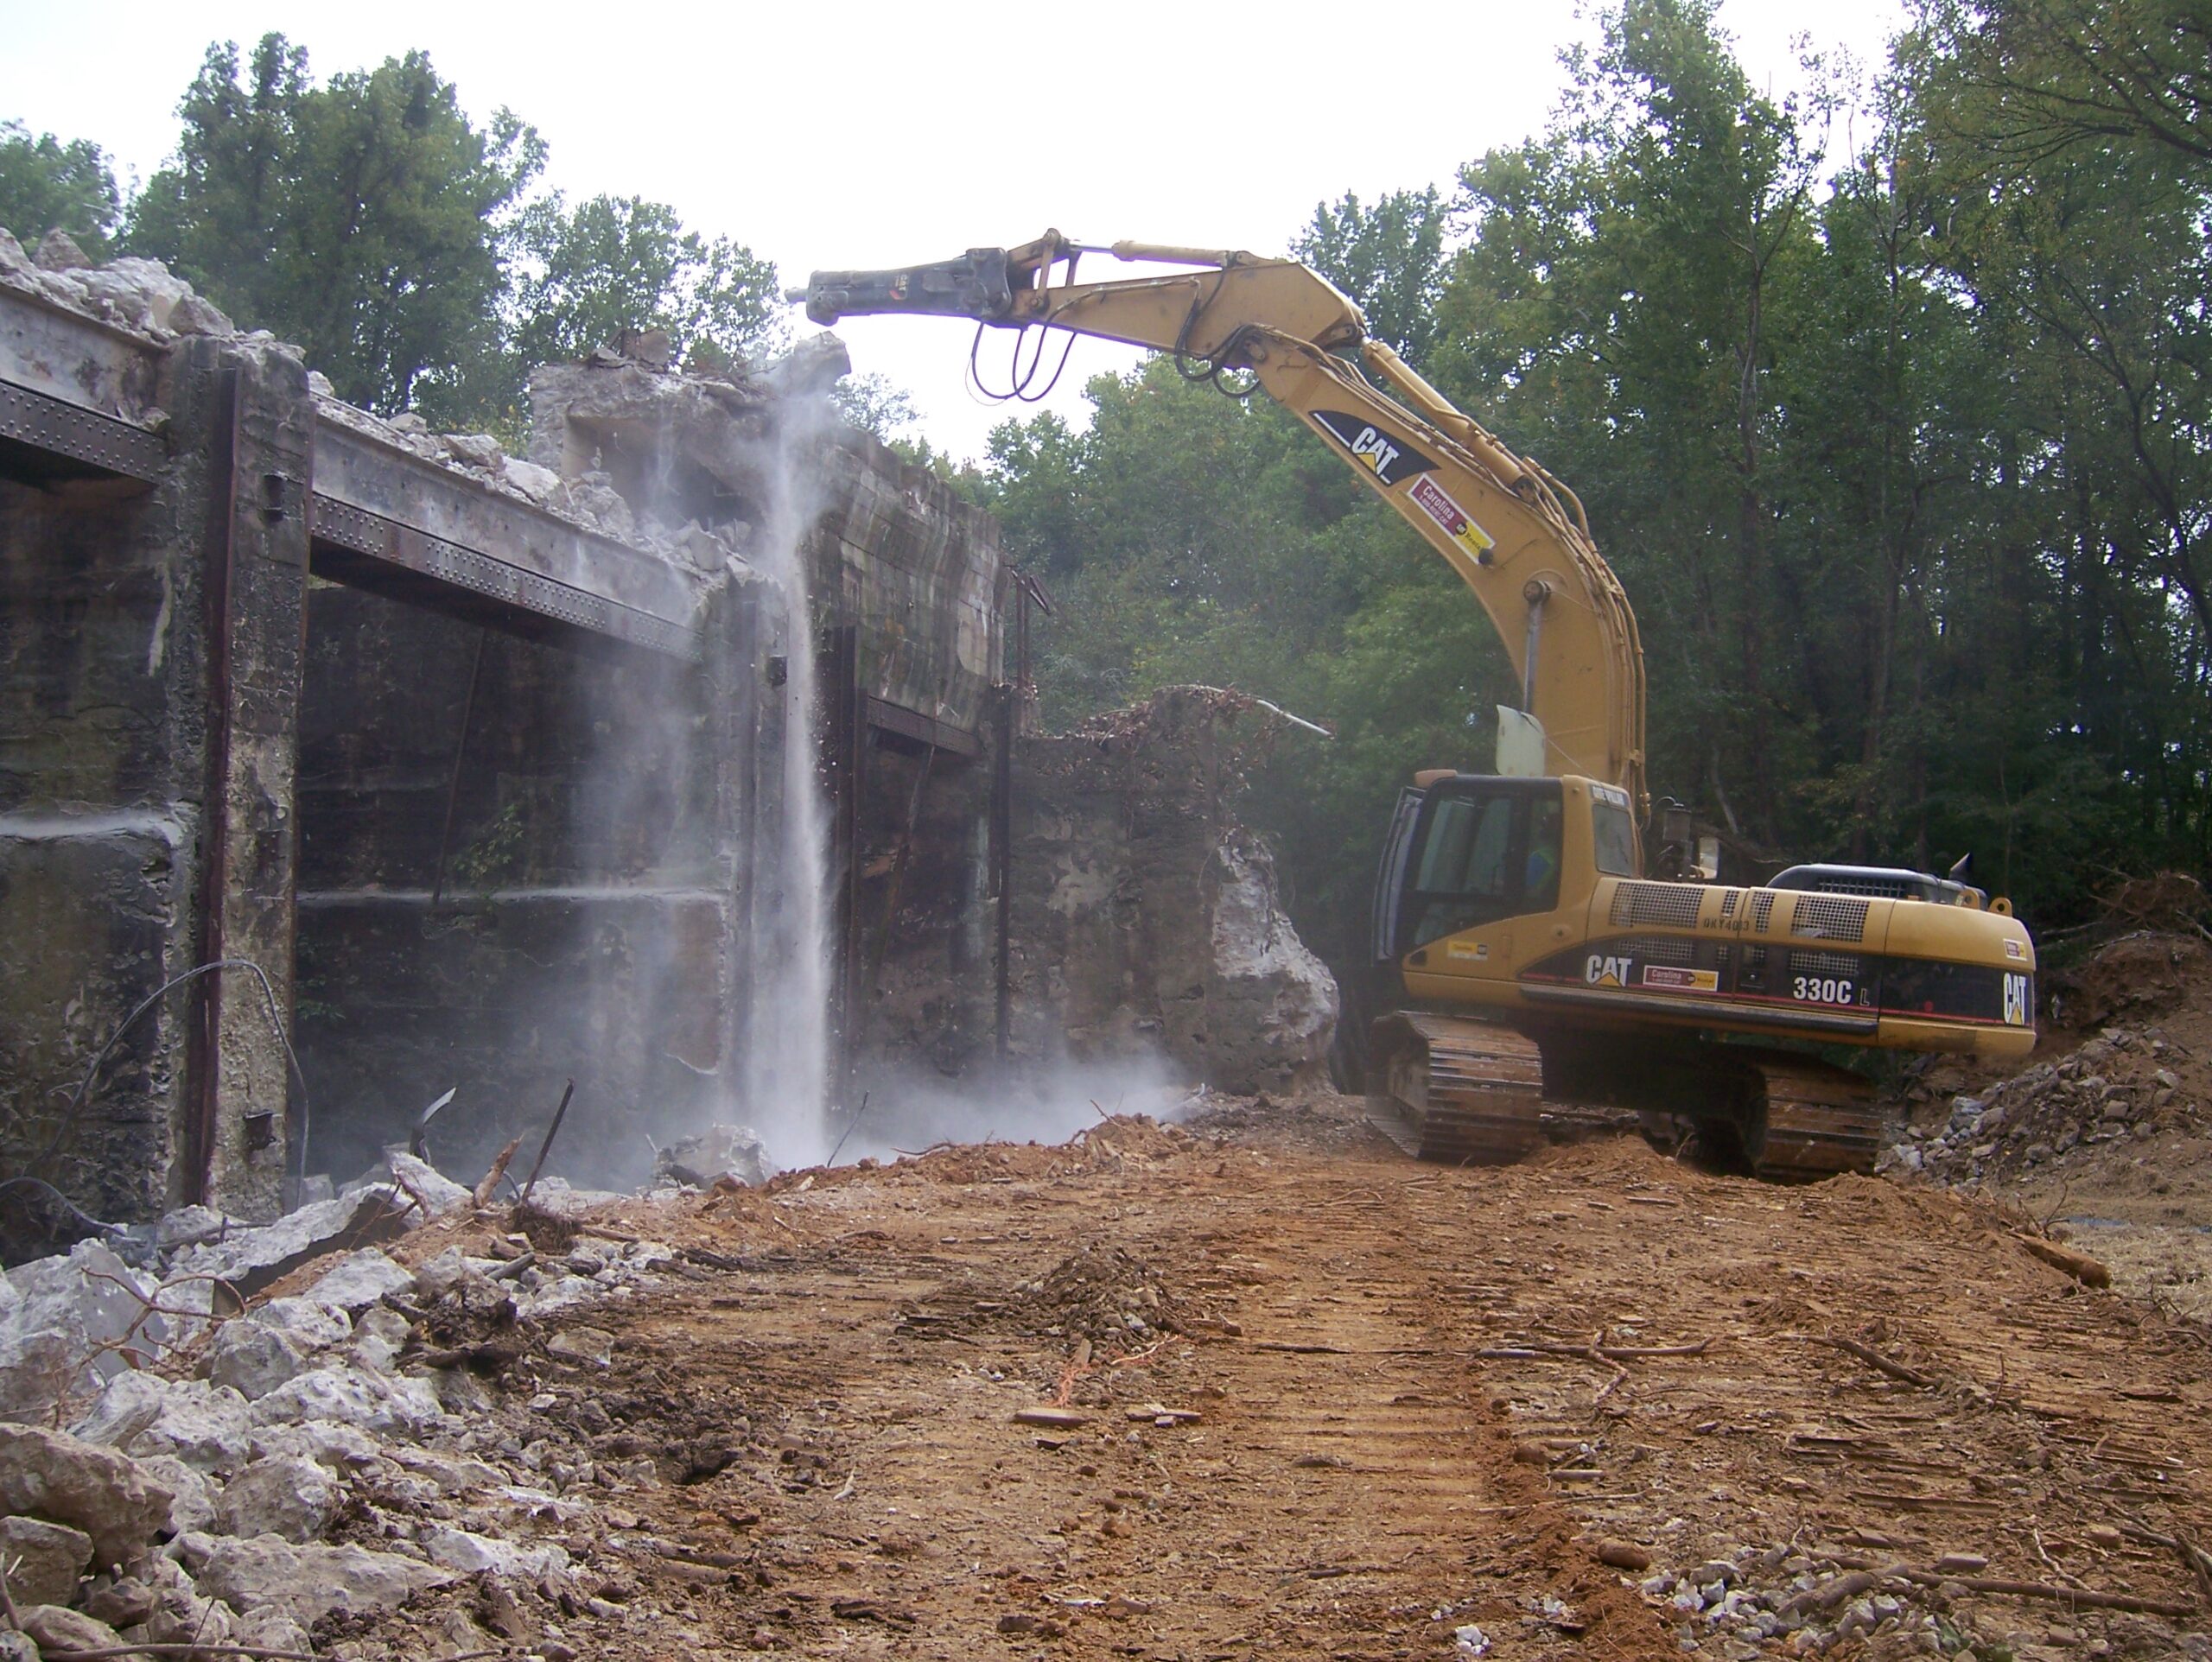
[[1585, 954, 1632, 987], [2002, 972, 2030, 1026], [1311, 410, 1438, 487]]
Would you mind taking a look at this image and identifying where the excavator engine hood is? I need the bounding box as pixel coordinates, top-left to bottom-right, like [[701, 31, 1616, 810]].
[[800, 249, 1014, 327]]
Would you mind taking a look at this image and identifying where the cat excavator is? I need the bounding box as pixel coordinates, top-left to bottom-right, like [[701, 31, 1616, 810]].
[[800, 232, 2038, 1179]]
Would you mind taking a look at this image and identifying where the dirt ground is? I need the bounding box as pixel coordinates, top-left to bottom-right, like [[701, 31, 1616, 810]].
[[335, 1091, 2212, 1662]]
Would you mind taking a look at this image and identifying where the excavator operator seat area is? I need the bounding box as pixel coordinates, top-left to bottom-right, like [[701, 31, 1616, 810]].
[[1389, 777, 1565, 952]]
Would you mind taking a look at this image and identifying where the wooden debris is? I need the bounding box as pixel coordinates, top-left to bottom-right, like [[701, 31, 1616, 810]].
[[2012, 1233, 2113, 1289], [1897, 1567, 2193, 1618], [1819, 1332, 1936, 1388], [471, 1134, 524, 1208], [1932, 1552, 1988, 1574], [1594, 1539, 1652, 1570], [1125, 1404, 1201, 1424]]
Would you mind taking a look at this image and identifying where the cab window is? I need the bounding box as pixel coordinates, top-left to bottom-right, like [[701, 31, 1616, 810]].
[[1402, 783, 1564, 948], [1592, 798, 1638, 877]]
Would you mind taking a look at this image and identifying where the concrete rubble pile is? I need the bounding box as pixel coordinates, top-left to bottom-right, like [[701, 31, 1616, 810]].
[[0, 1131, 770, 1658], [1883, 1022, 2202, 1183]]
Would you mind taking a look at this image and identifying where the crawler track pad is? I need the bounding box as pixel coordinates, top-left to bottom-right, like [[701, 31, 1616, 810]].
[[1367, 1014, 1548, 1165], [1746, 1055, 1883, 1181]]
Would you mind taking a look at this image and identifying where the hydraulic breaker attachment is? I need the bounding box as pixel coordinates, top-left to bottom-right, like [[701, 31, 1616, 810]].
[[797, 248, 1015, 327]]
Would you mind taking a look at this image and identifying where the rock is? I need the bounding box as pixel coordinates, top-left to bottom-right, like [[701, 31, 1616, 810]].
[[19, 1603, 122, 1654], [166, 1189, 410, 1301], [3, 1240, 163, 1417], [423, 1526, 569, 1579], [137, 1453, 213, 1533], [175, 1532, 454, 1625], [214, 1454, 339, 1543], [655, 1125, 771, 1188], [233, 1608, 316, 1655], [34, 230, 92, 270], [1201, 828, 1339, 1090], [124, 1378, 253, 1475], [74, 1367, 173, 1448], [247, 1418, 384, 1474], [440, 432, 505, 469], [251, 1297, 353, 1349], [384, 1151, 474, 1215], [1595, 1538, 1653, 1570], [249, 1362, 444, 1435], [208, 1320, 311, 1399], [0, 1513, 93, 1605], [501, 456, 563, 504], [1695, 1560, 1740, 1587], [0, 227, 29, 274], [302, 1246, 414, 1311], [351, 1304, 411, 1373], [308, 370, 337, 397], [0, 1422, 175, 1568], [79, 1572, 161, 1628], [546, 1326, 614, 1367]]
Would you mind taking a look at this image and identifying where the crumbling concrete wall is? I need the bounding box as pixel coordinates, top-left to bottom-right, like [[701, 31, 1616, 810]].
[[0, 238, 308, 1229], [857, 688, 1338, 1094]]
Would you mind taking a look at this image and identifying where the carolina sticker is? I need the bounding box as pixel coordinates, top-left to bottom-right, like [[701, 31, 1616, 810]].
[[1640, 965, 1719, 993], [1446, 940, 1491, 961], [1408, 475, 1496, 560]]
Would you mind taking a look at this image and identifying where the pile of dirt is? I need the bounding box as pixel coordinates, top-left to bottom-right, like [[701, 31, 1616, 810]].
[[1013, 1243, 1195, 1345]]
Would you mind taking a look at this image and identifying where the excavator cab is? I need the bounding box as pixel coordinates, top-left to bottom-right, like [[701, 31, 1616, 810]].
[[1373, 777, 1588, 963]]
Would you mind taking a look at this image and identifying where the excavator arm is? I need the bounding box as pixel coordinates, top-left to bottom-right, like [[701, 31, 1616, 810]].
[[803, 232, 1648, 814]]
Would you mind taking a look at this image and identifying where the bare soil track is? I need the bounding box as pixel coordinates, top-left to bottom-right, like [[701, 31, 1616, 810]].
[[360, 1107, 2211, 1662]]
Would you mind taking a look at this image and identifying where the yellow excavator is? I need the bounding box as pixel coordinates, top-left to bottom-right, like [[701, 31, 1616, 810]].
[[801, 232, 2038, 1179]]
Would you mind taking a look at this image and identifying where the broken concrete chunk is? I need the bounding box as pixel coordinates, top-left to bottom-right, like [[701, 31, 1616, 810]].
[[214, 1453, 340, 1543], [137, 1452, 214, 1534], [248, 1362, 444, 1435], [167, 1188, 410, 1300], [171, 289, 235, 336], [3, 1240, 164, 1416], [351, 1304, 411, 1373], [654, 1123, 771, 1188], [384, 1151, 474, 1215], [124, 1378, 253, 1475], [35, 229, 92, 270], [175, 1531, 454, 1625], [0, 1422, 175, 1568], [302, 1246, 415, 1312], [545, 1325, 614, 1367], [0, 1513, 94, 1605], [79, 1571, 162, 1629], [18, 1603, 123, 1655], [208, 1319, 311, 1399], [247, 1418, 384, 1472], [0, 226, 28, 274], [501, 455, 563, 504], [423, 1526, 569, 1579], [250, 1296, 353, 1349], [74, 1367, 173, 1448], [439, 432, 505, 470]]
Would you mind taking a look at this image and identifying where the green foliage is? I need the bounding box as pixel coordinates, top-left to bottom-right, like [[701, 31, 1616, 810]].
[[1294, 187, 1452, 366], [130, 35, 545, 420], [0, 121, 123, 255], [508, 192, 781, 371]]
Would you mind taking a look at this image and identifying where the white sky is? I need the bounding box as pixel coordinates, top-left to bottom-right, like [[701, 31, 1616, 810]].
[[0, 0, 1907, 461]]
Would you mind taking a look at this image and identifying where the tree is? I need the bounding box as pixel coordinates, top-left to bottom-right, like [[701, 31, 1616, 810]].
[[1293, 187, 1452, 366], [130, 34, 544, 419], [506, 192, 781, 374], [0, 121, 123, 255]]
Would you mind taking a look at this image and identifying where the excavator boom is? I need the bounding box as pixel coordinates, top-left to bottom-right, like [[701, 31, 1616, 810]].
[[804, 232, 1648, 815]]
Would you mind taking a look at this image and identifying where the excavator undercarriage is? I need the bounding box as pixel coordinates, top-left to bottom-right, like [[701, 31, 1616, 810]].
[[1364, 1013, 1883, 1182]]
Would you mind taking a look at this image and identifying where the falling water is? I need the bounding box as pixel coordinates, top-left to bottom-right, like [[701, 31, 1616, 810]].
[[738, 419, 835, 1169]]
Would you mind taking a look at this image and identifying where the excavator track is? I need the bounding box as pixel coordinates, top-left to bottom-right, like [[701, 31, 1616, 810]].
[[1368, 1015, 1885, 1182], [1740, 1053, 1885, 1183], [1367, 1013, 1637, 1165]]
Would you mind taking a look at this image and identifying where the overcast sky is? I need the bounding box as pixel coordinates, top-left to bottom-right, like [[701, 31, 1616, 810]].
[[1, 0, 1908, 460]]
